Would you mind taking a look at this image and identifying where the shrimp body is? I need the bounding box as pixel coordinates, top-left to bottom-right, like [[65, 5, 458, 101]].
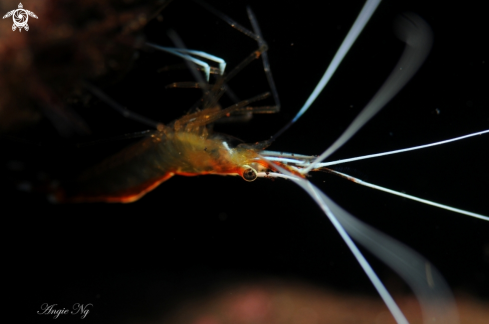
[[56, 108, 277, 203]]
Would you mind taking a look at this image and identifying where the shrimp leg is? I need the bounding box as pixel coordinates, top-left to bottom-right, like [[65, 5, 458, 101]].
[[145, 43, 227, 81]]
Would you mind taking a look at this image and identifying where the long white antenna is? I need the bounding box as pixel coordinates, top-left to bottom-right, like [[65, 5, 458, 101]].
[[303, 12, 433, 173]]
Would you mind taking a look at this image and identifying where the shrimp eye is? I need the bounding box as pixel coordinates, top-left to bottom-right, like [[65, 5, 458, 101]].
[[242, 167, 257, 182]]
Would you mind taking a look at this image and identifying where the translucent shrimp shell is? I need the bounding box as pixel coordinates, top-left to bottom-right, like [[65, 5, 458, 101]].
[[55, 108, 273, 203]]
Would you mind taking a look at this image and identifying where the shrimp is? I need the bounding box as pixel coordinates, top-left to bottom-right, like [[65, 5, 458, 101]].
[[55, 43, 290, 203], [10, 1, 488, 324], [54, 0, 488, 318]]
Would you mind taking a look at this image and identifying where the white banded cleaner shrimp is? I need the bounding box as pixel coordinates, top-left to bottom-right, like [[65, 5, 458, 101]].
[[7, 0, 488, 323]]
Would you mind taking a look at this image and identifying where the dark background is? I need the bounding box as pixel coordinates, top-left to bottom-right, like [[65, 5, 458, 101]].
[[3, 0, 488, 323]]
